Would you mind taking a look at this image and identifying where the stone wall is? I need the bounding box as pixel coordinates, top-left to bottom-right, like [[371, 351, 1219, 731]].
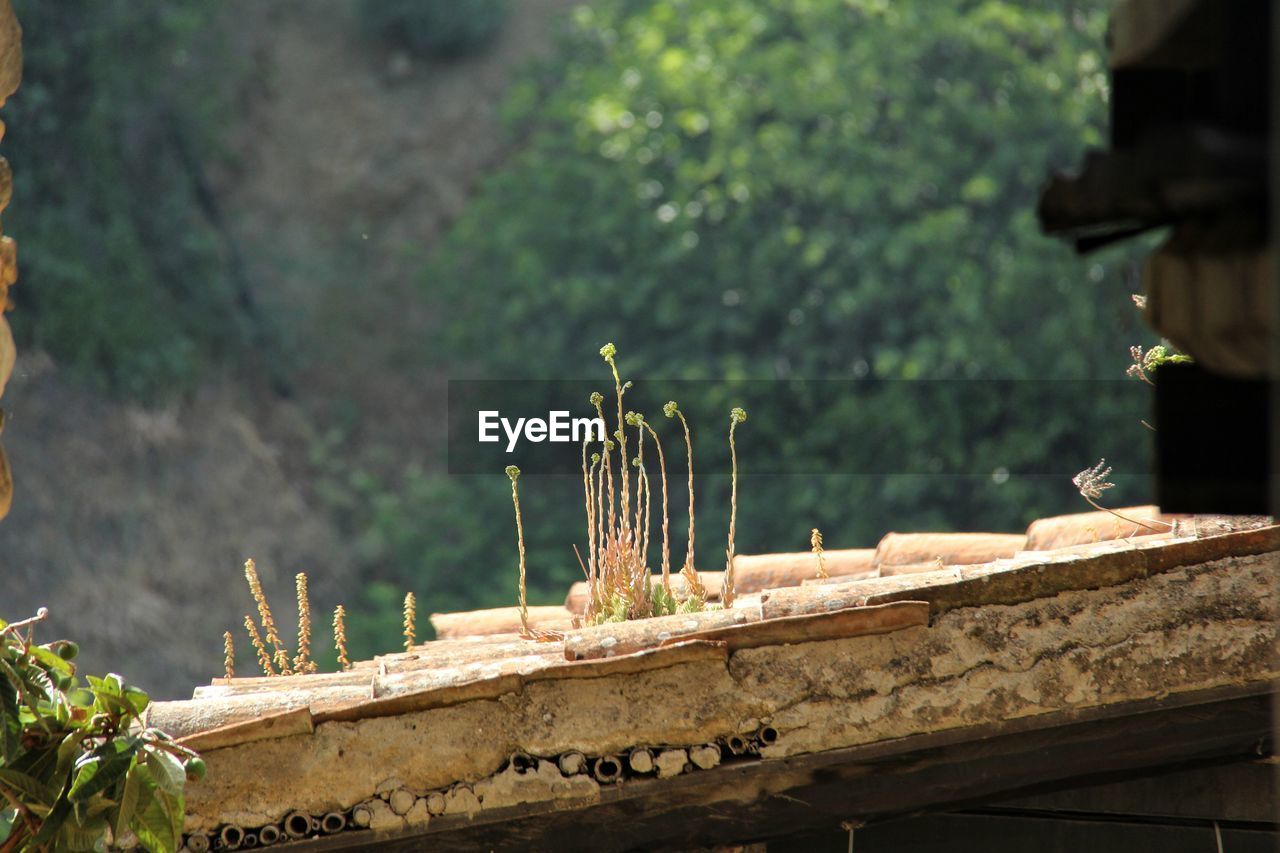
[[182, 551, 1276, 833]]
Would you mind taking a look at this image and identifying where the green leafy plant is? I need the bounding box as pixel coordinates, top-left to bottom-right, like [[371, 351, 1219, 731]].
[[0, 609, 199, 852]]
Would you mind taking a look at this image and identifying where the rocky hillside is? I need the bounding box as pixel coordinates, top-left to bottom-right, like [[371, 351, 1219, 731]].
[[1, 0, 574, 698]]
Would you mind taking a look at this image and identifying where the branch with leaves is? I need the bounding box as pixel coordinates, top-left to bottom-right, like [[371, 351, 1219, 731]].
[[0, 610, 201, 853]]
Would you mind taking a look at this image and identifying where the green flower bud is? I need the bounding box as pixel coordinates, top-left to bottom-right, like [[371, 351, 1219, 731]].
[[599, 342, 617, 362], [624, 411, 641, 427], [663, 401, 678, 418], [505, 466, 520, 482], [590, 453, 600, 465], [632, 457, 642, 468], [730, 407, 747, 424], [605, 440, 615, 451], [589, 391, 603, 407]]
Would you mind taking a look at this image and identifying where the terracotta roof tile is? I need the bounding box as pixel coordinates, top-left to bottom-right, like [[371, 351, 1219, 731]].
[[1023, 505, 1172, 549], [872, 531, 1026, 568], [733, 548, 876, 592], [430, 605, 575, 639]]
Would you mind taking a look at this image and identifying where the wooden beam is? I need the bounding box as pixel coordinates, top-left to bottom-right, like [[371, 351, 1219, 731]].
[[993, 760, 1278, 824]]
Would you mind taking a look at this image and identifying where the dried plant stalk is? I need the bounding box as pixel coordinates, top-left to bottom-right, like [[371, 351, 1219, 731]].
[[811, 528, 828, 579], [403, 592, 417, 651], [244, 558, 290, 675], [223, 631, 235, 679], [293, 572, 315, 674], [333, 605, 351, 671], [244, 614, 274, 677], [1072, 459, 1165, 533]]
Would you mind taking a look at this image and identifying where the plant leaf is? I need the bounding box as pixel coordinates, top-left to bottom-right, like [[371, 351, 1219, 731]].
[[0, 678, 18, 762], [113, 763, 141, 843], [57, 812, 109, 851], [144, 749, 185, 798], [69, 740, 138, 804], [0, 768, 59, 807], [0, 805, 16, 844], [130, 769, 182, 853], [28, 795, 71, 848], [53, 730, 88, 799], [28, 645, 72, 676], [121, 686, 150, 717]]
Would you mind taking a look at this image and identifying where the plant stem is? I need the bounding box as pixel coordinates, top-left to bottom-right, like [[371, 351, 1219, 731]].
[[642, 423, 672, 596], [244, 615, 275, 676], [724, 417, 740, 607], [582, 440, 598, 613], [1082, 496, 1165, 533], [509, 472, 530, 636], [0, 607, 47, 640], [674, 410, 706, 602], [606, 359, 630, 540]]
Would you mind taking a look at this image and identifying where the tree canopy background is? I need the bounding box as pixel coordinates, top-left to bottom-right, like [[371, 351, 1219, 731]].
[[4, 0, 1160, 681], [362, 0, 1152, 626]]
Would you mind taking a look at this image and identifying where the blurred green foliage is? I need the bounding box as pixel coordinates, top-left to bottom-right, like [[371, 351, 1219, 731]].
[[358, 0, 509, 60], [0, 0, 1164, 659], [349, 0, 1159, 626], [6, 0, 254, 399]]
